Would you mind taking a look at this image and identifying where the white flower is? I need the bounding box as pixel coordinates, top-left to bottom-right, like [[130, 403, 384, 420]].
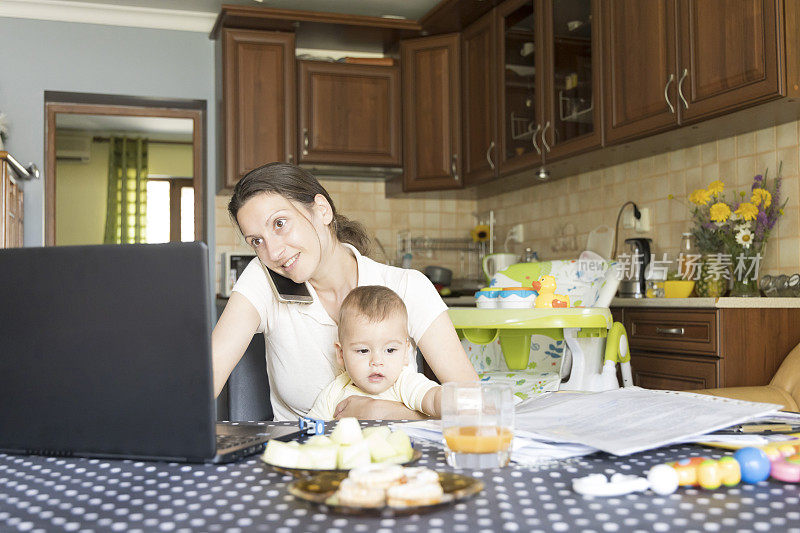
[[735, 227, 754, 249]]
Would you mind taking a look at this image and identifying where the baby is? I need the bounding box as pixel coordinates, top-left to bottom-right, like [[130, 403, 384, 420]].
[[307, 285, 441, 420]]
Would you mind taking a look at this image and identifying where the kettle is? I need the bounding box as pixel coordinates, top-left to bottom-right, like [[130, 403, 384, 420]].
[[618, 238, 652, 298]]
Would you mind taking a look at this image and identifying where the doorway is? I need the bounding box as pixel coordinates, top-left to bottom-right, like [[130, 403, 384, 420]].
[[44, 92, 206, 246]]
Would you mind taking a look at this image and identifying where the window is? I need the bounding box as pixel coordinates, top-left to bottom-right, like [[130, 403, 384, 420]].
[[146, 178, 195, 243]]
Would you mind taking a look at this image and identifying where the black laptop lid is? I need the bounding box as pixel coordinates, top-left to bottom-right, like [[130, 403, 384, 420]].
[[0, 242, 216, 461]]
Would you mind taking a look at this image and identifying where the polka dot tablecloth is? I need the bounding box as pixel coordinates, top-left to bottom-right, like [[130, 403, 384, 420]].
[[1, 421, 800, 532]]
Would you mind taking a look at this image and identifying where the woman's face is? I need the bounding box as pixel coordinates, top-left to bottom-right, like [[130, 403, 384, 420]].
[[237, 192, 333, 283]]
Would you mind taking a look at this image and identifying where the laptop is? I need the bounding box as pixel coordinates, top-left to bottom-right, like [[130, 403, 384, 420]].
[[0, 242, 300, 463]]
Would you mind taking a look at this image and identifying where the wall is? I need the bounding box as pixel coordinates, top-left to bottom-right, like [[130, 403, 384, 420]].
[[0, 16, 216, 261], [55, 139, 194, 245], [478, 121, 800, 276], [215, 181, 479, 293]]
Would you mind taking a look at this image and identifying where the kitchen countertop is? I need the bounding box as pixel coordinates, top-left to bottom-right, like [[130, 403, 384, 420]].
[[612, 296, 800, 308], [443, 295, 800, 308]]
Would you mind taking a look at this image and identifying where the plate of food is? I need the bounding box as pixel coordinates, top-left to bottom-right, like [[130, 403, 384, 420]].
[[288, 463, 483, 516], [261, 418, 422, 477]]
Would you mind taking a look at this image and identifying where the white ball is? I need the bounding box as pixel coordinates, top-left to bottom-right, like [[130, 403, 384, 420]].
[[647, 464, 679, 495]]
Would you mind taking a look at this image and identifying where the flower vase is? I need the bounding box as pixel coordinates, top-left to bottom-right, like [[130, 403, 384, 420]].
[[694, 252, 729, 298], [728, 243, 764, 297]]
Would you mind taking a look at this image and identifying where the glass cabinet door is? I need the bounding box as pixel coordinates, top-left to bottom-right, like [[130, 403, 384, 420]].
[[499, 0, 541, 167], [549, 0, 595, 148]]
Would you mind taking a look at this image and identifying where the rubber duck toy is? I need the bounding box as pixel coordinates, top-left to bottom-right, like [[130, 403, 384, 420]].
[[531, 275, 570, 308]]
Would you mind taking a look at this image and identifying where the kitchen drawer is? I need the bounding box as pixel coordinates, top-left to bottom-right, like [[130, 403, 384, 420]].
[[631, 353, 719, 391], [625, 309, 718, 356]]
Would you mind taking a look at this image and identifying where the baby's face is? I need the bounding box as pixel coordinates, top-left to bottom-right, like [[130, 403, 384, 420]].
[[336, 313, 409, 395]]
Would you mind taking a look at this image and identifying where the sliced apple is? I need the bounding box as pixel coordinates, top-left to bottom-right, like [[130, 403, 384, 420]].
[[330, 417, 363, 445], [365, 432, 400, 463], [362, 426, 391, 440], [302, 443, 339, 470], [386, 429, 414, 462], [337, 440, 372, 469], [262, 440, 301, 468]]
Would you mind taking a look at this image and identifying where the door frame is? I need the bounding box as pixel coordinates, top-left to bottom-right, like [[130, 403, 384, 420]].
[[44, 91, 206, 246]]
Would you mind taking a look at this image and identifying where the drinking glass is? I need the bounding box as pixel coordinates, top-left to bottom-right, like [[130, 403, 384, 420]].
[[441, 382, 514, 469]]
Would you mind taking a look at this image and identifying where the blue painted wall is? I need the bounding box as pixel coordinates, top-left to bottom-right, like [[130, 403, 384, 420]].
[[0, 16, 216, 266]]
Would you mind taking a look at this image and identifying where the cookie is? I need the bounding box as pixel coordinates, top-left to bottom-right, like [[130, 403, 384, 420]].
[[348, 463, 406, 490], [386, 480, 444, 507], [335, 478, 385, 507]]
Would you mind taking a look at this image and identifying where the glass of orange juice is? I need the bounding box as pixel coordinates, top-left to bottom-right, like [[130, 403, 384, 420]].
[[441, 382, 514, 468]]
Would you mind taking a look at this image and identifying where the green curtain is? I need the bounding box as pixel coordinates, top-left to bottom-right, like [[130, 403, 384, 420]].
[[103, 137, 148, 244]]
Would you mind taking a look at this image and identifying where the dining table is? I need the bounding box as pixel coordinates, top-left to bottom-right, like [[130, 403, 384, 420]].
[[1, 421, 799, 532]]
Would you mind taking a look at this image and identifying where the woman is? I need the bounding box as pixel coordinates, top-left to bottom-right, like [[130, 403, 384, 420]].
[[213, 162, 478, 420]]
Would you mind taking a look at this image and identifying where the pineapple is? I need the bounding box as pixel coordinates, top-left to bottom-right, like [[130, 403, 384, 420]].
[[694, 256, 729, 297]]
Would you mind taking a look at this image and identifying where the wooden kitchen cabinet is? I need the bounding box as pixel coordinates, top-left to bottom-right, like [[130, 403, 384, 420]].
[[221, 28, 296, 190], [462, 0, 602, 185], [614, 305, 800, 391], [0, 152, 24, 248], [401, 34, 463, 191], [677, 0, 782, 122], [603, 0, 785, 144], [298, 61, 401, 167], [461, 9, 499, 186]]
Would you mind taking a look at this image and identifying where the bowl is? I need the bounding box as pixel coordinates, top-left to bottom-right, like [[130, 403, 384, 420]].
[[475, 290, 499, 308], [496, 288, 538, 308], [664, 280, 695, 298]]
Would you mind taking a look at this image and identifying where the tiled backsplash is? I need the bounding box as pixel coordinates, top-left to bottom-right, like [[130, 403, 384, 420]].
[[478, 120, 800, 277], [215, 120, 800, 293], [215, 180, 478, 293]]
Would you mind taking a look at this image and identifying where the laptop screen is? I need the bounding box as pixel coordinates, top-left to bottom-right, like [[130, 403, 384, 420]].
[[0, 242, 217, 461]]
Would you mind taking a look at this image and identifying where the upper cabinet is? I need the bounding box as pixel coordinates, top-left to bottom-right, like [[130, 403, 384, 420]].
[[603, 0, 784, 144], [401, 34, 462, 192], [496, 0, 543, 176], [461, 0, 602, 184], [298, 61, 401, 167], [462, 9, 499, 186], [221, 28, 296, 189], [677, 0, 781, 122], [541, 0, 602, 160]]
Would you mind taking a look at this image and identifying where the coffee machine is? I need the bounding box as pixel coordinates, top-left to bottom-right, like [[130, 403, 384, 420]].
[[618, 238, 652, 298]]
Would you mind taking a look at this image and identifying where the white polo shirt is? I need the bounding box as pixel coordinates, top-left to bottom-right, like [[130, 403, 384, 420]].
[[231, 244, 447, 421]]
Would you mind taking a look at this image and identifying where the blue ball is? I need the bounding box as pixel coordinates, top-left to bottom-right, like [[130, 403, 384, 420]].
[[734, 447, 771, 484]]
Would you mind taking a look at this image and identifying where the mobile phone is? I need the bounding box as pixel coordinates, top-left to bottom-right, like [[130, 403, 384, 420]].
[[259, 261, 313, 304]]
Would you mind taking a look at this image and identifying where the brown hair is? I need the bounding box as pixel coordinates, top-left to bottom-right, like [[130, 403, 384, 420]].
[[339, 285, 408, 336], [228, 162, 371, 255]]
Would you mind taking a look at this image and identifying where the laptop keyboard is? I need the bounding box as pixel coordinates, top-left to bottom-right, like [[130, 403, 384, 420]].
[[216, 433, 264, 450]]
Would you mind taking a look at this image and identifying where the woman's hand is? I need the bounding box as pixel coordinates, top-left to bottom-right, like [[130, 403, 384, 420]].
[[334, 396, 428, 421]]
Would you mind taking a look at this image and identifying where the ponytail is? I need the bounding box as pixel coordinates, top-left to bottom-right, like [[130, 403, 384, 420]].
[[228, 162, 372, 255], [331, 213, 371, 256]]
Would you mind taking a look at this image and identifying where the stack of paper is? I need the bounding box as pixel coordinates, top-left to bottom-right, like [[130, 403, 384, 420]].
[[512, 387, 782, 455], [396, 387, 783, 462]]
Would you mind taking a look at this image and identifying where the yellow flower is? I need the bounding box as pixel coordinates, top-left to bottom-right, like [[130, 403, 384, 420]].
[[689, 189, 711, 206], [709, 202, 731, 223], [707, 180, 725, 196], [735, 202, 759, 221], [471, 224, 490, 242], [751, 188, 772, 207]]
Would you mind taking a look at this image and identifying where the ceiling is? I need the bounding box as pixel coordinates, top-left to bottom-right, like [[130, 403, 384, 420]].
[[56, 114, 194, 141], [64, 0, 442, 20]]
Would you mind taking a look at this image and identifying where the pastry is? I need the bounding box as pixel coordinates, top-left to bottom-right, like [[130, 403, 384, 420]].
[[335, 478, 385, 507], [386, 480, 444, 507], [401, 466, 439, 485], [348, 463, 406, 490]]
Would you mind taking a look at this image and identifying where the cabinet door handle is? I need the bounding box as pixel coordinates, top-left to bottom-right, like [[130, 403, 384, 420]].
[[541, 121, 551, 152], [486, 141, 496, 170], [451, 154, 459, 181], [664, 73, 675, 114], [678, 68, 689, 110], [531, 123, 542, 155], [656, 326, 685, 336], [302, 128, 310, 156]]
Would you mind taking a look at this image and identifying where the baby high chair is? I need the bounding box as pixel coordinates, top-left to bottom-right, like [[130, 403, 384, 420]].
[[449, 257, 634, 401]]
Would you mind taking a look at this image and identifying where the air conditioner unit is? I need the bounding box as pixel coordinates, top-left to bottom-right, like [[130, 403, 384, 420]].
[[56, 133, 92, 162]]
